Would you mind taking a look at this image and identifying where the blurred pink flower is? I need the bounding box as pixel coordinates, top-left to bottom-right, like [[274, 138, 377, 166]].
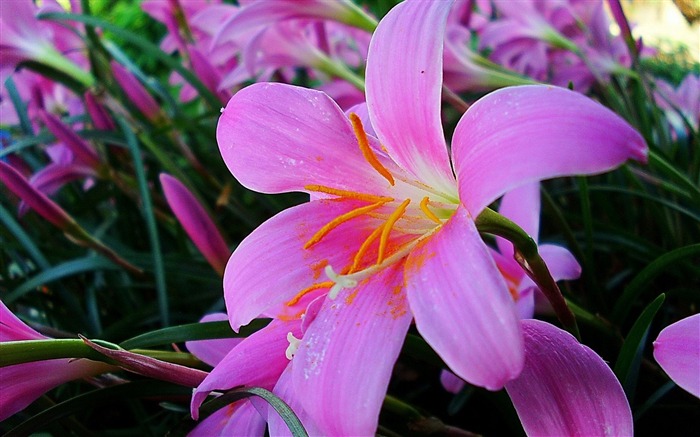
[[160, 174, 230, 275], [110, 61, 161, 122], [214, 1, 646, 434], [655, 74, 700, 134], [0, 300, 109, 420], [0, 0, 92, 87], [653, 313, 700, 398]]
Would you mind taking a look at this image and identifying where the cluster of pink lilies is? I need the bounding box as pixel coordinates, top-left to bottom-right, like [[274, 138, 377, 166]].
[[1, 0, 698, 435]]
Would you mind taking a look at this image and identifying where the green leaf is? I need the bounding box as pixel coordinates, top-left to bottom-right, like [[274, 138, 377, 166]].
[[614, 294, 665, 402], [200, 386, 308, 437], [0, 204, 50, 270], [4, 381, 192, 437], [118, 116, 169, 327], [38, 12, 222, 110], [4, 77, 34, 135], [120, 319, 270, 350], [611, 244, 700, 323], [0, 134, 54, 158], [5, 256, 118, 304]]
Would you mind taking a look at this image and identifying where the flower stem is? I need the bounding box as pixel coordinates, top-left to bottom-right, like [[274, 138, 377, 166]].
[[475, 207, 581, 340]]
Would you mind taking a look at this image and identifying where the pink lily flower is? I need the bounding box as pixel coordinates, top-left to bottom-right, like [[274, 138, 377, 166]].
[[215, 1, 646, 434], [160, 174, 230, 275], [653, 313, 700, 398], [0, 300, 109, 420]]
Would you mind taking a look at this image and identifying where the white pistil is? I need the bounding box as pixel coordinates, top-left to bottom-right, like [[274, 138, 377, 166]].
[[325, 265, 357, 299], [285, 332, 301, 360]]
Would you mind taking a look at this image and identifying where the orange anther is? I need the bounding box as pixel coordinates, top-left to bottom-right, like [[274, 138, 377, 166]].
[[350, 224, 385, 273], [377, 198, 411, 264], [286, 281, 334, 306], [419, 196, 442, 224], [349, 113, 395, 186], [304, 185, 393, 204], [304, 200, 390, 249]]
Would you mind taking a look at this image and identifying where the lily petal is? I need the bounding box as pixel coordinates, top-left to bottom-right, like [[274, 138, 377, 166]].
[[269, 365, 323, 436], [185, 313, 242, 367], [405, 207, 524, 390], [224, 199, 377, 331], [452, 85, 648, 216], [538, 244, 581, 282], [217, 83, 389, 195], [0, 359, 108, 421], [653, 314, 700, 398], [189, 401, 265, 437], [293, 263, 411, 436], [505, 319, 633, 436], [366, 0, 457, 196], [190, 320, 299, 420], [0, 300, 45, 341], [497, 182, 541, 251]]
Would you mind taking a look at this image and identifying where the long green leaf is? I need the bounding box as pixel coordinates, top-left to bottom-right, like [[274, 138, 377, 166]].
[[118, 116, 169, 326], [4, 77, 34, 135], [38, 12, 222, 110], [0, 204, 50, 270], [611, 244, 700, 323], [120, 319, 270, 350], [5, 256, 118, 304], [614, 294, 665, 402], [200, 387, 308, 437], [5, 381, 191, 437]]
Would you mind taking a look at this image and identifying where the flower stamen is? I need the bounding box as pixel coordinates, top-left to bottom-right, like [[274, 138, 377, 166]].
[[286, 281, 334, 306], [378, 198, 411, 264], [326, 265, 358, 299], [350, 224, 385, 273], [349, 113, 395, 186], [304, 200, 390, 249], [419, 196, 442, 224], [285, 332, 302, 360], [304, 184, 393, 204]]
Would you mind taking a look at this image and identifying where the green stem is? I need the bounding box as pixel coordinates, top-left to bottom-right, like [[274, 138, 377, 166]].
[[315, 56, 365, 92], [0, 339, 203, 368], [341, 1, 378, 32], [40, 46, 95, 88], [475, 208, 580, 339]]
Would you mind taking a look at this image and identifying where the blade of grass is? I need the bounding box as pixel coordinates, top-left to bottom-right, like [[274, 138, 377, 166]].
[[4, 77, 34, 136], [0, 203, 50, 270], [614, 294, 665, 402], [611, 244, 700, 323], [117, 116, 169, 327], [120, 319, 270, 349], [5, 256, 119, 304], [200, 386, 308, 437]]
